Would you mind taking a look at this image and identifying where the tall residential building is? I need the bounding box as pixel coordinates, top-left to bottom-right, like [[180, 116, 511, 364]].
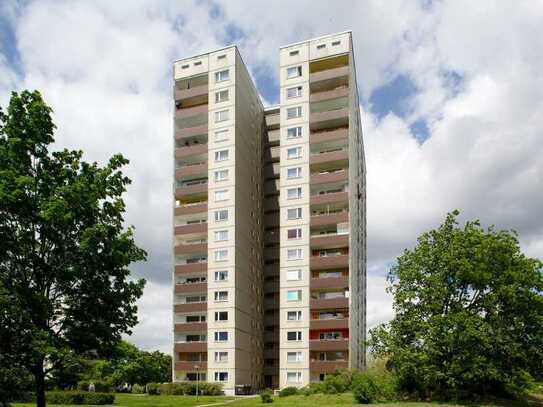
[[172, 31, 366, 394]]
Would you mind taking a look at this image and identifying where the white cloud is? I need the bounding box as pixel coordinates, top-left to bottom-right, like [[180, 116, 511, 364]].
[[1, 0, 542, 353]]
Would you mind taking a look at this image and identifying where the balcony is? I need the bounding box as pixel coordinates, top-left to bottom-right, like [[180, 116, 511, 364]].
[[175, 143, 207, 159], [310, 87, 349, 103], [310, 150, 348, 166], [309, 338, 349, 351], [175, 262, 207, 274], [310, 276, 349, 290], [310, 360, 348, 373], [174, 342, 207, 353], [175, 124, 208, 141], [311, 170, 348, 185], [311, 128, 348, 145], [174, 223, 207, 235], [175, 162, 207, 179], [175, 84, 208, 103], [311, 234, 349, 250], [310, 191, 348, 206], [311, 212, 348, 227], [310, 254, 349, 270], [174, 243, 207, 255], [175, 361, 208, 371], [310, 318, 349, 330], [175, 183, 207, 199], [310, 108, 349, 131], [310, 297, 349, 310], [175, 104, 208, 120], [174, 322, 207, 332], [265, 113, 280, 129], [175, 203, 208, 216], [175, 282, 207, 294], [174, 302, 207, 313], [310, 66, 349, 90]]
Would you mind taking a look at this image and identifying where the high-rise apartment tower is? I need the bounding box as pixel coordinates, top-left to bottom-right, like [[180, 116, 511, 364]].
[[172, 31, 366, 395]]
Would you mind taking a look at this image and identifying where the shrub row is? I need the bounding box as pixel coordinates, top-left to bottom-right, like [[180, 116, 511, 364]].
[[46, 391, 115, 405], [76, 381, 113, 393], [146, 382, 223, 396]]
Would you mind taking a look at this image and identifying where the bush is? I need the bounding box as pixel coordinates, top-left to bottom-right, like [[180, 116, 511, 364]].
[[278, 386, 298, 397], [131, 384, 145, 394], [352, 374, 378, 404], [76, 380, 112, 393], [146, 383, 160, 395], [260, 389, 273, 403], [45, 391, 114, 405], [323, 372, 352, 394]]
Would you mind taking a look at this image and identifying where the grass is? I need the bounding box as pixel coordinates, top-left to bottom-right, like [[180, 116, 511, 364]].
[[11, 389, 543, 407]]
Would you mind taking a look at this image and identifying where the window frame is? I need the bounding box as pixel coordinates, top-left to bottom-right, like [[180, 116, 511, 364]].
[[215, 69, 229, 82]]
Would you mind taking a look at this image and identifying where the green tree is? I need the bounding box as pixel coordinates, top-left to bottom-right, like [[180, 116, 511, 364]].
[[369, 210, 543, 399], [0, 90, 146, 407]]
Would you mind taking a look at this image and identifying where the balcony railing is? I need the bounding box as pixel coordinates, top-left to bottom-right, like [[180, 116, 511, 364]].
[[310, 297, 349, 310], [174, 361, 208, 371], [175, 124, 208, 141], [174, 342, 207, 353], [310, 276, 349, 290], [174, 223, 207, 235], [310, 254, 349, 270], [175, 162, 208, 179], [311, 234, 349, 250], [309, 338, 349, 351], [175, 143, 207, 159], [174, 322, 208, 332], [310, 191, 348, 206], [310, 318, 349, 330], [174, 302, 207, 313], [175, 282, 207, 294], [310, 149, 349, 166], [310, 360, 348, 373], [174, 243, 208, 255], [175, 183, 207, 199], [311, 211, 348, 227], [175, 202, 208, 216]]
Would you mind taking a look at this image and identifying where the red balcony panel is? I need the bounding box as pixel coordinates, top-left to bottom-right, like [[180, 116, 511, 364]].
[[175, 124, 208, 141], [310, 108, 349, 131], [175, 223, 207, 235], [175, 263, 207, 274], [310, 318, 349, 330], [310, 360, 348, 373], [175, 203, 208, 216], [311, 234, 349, 250], [175, 85, 208, 101], [309, 338, 349, 351], [310, 66, 349, 83], [175, 143, 207, 159], [311, 170, 348, 185], [310, 192, 348, 206], [175, 104, 208, 120], [175, 282, 207, 294], [310, 297, 349, 310], [310, 150, 349, 166], [310, 276, 349, 290], [310, 255, 349, 270], [174, 243, 207, 255], [311, 128, 348, 144], [175, 184, 207, 199], [175, 163, 208, 179], [310, 87, 349, 103], [174, 342, 207, 353], [175, 361, 208, 371], [174, 302, 206, 313], [311, 212, 348, 227], [174, 322, 207, 332]]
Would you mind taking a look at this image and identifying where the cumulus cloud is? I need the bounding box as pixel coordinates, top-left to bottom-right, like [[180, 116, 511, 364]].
[[1, 0, 542, 353]]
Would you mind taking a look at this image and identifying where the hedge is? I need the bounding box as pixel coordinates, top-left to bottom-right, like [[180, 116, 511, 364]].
[[146, 382, 223, 396], [77, 380, 112, 393], [46, 391, 115, 405]]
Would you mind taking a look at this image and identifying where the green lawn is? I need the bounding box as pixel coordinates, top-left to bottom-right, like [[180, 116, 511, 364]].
[[12, 391, 543, 407]]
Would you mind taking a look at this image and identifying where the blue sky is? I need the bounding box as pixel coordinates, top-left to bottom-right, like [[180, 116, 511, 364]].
[[1, 0, 542, 352]]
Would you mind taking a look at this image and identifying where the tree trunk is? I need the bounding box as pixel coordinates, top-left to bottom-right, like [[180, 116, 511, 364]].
[[34, 362, 46, 407]]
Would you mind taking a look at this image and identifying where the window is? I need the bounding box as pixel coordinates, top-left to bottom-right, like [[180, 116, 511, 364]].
[[214, 169, 229, 182], [287, 228, 302, 239], [214, 230, 229, 242], [287, 248, 303, 260], [287, 126, 303, 139], [215, 129, 229, 142], [214, 351, 228, 362], [287, 106, 302, 119], [289, 50, 299, 56], [287, 352, 303, 362], [185, 295, 206, 303], [287, 208, 302, 220], [287, 290, 302, 301], [194, 61, 202, 66], [217, 54, 226, 60], [287, 146, 301, 159], [215, 189, 228, 201], [215, 109, 229, 122], [214, 149, 229, 161], [214, 210, 229, 222], [214, 291, 228, 301], [287, 167, 302, 179], [286, 86, 302, 99], [287, 66, 302, 78], [181, 64, 189, 69], [332, 40, 341, 46], [287, 372, 302, 383], [186, 315, 205, 323], [286, 187, 302, 200], [287, 310, 302, 321], [214, 250, 228, 262], [316, 44, 326, 49], [215, 311, 228, 321], [214, 270, 228, 281], [320, 332, 342, 340], [215, 89, 229, 103], [214, 331, 228, 342], [287, 331, 302, 341], [286, 269, 302, 281], [214, 372, 229, 382], [215, 69, 229, 82]]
